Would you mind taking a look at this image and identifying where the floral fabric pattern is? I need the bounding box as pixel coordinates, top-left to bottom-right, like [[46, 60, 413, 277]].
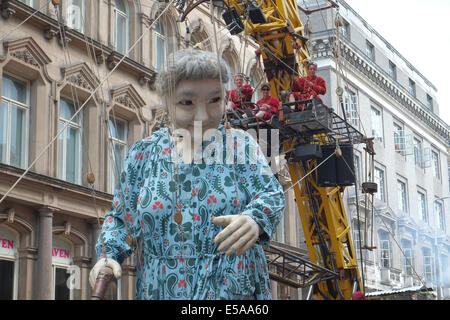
[[96, 126, 285, 300]]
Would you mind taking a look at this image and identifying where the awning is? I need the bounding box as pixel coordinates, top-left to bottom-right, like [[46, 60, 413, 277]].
[[365, 285, 435, 299]]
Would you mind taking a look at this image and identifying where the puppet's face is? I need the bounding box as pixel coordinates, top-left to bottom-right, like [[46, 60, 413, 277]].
[[170, 78, 224, 136]]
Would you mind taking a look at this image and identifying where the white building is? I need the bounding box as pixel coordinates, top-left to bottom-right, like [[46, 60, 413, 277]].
[[298, 0, 450, 299]]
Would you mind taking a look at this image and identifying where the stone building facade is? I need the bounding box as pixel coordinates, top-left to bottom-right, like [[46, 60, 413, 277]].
[[299, 0, 450, 299]]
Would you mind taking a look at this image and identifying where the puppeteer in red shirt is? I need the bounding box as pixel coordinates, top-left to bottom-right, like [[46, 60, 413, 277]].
[[256, 96, 280, 120], [291, 75, 326, 103], [226, 84, 253, 110]]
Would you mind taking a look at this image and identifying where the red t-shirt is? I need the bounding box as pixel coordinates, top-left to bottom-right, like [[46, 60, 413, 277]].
[[256, 96, 280, 120], [226, 84, 253, 110], [292, 75, 326, 102]]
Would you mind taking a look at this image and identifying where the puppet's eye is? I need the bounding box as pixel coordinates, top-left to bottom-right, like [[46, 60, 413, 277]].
[[178, 100, 193, 105], [209, 97, 221, 104]]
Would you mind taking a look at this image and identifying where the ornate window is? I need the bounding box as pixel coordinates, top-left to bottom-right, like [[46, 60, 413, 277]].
[[58, 98, 82, 184], [114, 0, 129, 55], [1, 74, 29, 169]]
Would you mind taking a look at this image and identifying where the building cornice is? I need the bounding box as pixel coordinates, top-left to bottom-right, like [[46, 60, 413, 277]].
[[312, 36, 450, 145]]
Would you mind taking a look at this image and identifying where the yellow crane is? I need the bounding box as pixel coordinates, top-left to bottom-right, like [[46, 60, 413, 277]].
[[178, 0, 368, 299]]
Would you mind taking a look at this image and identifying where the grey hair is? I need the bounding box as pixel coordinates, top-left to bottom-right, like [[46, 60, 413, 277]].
[[155, 48, 230, 95]]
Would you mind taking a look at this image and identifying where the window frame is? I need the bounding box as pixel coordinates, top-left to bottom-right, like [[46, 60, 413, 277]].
[[401, 239, 414, 276], [154, 21, 167, 72], [408, 78, 416, 97], [388, 60, 397, 81], [58, 97, 83, 185], [343, 89, 359, 128], [379, 231, 392, 268], [341, 19, 350, 39], [370, 105, 383, 142], [66, 0, 85, 33], [1, 73, 30, 169], [434, 200, 445, 231], [365, 40, 375, 61], [114, 0, 129, 56], [413, 137, 423, 169], [431, 149, 440, 179], [417, 189, 427, 222], [396, 178, 408, 214], [393, 121, 405, 155], [426, 94, 433, 111], [423, 248, 434, 283], [108, 116, 129, 194], [374, 166, 386, 202]]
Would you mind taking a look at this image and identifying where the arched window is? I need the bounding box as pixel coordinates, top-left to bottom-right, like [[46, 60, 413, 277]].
[[0, 226, 19, 300], [114, 0, 129, 55], [52, 237, 74, 300], [155, 22, 167, 72], [66, 0, 85, 33]]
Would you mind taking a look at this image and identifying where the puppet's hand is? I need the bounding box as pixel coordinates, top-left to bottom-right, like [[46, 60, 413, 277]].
[[89, 258, 122, 288], [212, 215, 262, 256]]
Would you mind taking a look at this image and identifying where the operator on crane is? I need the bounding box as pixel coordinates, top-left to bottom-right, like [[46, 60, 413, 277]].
[[288, 61, 326, 111], [226, 73, 254, 112]]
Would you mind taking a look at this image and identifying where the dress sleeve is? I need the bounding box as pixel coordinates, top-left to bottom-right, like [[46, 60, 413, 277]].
[[95, 139, 150, 264], [235, 131, 285, 245]]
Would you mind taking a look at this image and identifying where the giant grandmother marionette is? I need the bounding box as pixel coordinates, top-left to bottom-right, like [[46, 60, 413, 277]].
[[89, 48, 285, 300]]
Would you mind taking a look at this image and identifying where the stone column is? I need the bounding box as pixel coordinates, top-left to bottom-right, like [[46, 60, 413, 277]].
[[17, 247, 38, 300], [35, 207, 54, 300]]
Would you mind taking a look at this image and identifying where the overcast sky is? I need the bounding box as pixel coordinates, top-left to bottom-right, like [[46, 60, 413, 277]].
[[341, 0, 450, 126]]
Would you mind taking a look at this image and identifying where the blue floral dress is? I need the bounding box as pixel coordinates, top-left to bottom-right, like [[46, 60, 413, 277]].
[[96, 125, 285, 299]]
